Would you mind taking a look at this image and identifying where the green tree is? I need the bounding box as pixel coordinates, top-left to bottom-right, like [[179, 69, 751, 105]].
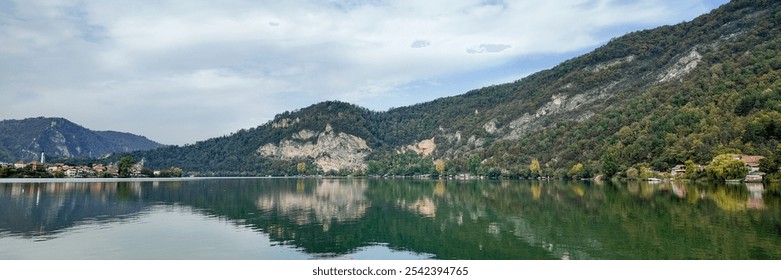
[[140, 168, 154, 177], [161, 166, 184, 177], [626, 167, 640, 180], [759, 144, 781, 175], [759, 157, 778, 174], [118, 156, 136, 178], [297, 162, 307, 175], [468, 155, 481, 175], [684, 160, 702, 180], [706, 154, 749, 181], [601, 154, 618, 178]]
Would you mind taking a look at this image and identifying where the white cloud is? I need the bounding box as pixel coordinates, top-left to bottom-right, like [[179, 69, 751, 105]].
[[410, 40, 430, 48], [0, 0, 728, 145]]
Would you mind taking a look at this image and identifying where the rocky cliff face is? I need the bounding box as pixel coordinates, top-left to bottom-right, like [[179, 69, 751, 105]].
[[258, 124, 371, 172]]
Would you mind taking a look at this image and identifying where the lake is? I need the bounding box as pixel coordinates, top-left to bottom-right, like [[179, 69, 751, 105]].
[[1, 178, 779, 259]]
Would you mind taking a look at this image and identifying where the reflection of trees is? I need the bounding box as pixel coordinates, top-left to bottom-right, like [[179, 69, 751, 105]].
[[3, 179, 780, 259], [579, 181, 781, 259], [0, 182, 145, 238], [380, 179, 781, 259], [146, 178, 781, 259]]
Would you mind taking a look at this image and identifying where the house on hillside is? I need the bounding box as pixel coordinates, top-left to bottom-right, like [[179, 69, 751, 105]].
[[670, 163, 705, 178], [93, 164, 107, 173], [64, 167, 78, 177], [670, 165, 686, 177], [733, 154, 766, 182], [29, 161, 43, 171], [13, 161, 26, 169], [734, 154, 765, 172], [107, 166, 119, 177], [47, 165, 61, 173]]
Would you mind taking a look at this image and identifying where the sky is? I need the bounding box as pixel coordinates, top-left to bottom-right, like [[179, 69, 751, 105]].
[[0, 0, 729, 145]]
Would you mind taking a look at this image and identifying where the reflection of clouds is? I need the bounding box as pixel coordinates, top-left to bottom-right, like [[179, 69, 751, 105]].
[[255, 179, 370, 226]]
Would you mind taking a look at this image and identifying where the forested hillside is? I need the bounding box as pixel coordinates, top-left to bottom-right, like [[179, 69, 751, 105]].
[[122, 0, 781, 178], [0, 117, 162, 163]]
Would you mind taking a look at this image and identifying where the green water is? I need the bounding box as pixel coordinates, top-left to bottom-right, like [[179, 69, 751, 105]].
[[1, 178, 779, 259]]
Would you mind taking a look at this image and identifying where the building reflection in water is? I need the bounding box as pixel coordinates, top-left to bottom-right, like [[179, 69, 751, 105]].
[[746, 183, 765, 210], [623, 181, 768, 212], [0, 181, 147, 238]]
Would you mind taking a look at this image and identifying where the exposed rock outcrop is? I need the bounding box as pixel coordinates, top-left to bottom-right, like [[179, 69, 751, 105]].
[[258, 124, 371, 172], [405, 138, 436, 156], [271, 118, 300, 128], [588, 55, 636, 73], [483, 120, 498, 134], [657, 49, 702, 83]]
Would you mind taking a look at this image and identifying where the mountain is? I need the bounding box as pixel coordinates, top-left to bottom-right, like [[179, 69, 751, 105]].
[[0, 117, 163, 163], [128, 0, 781, 177]]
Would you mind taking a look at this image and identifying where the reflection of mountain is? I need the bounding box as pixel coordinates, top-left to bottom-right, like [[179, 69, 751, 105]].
[[2, 179, 780, 259], [255, 179, 370, 227], [0, 182, 146, 238]]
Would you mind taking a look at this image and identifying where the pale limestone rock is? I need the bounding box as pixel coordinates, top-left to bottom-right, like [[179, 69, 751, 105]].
[[483, 119, 498, 134], [258, 124, 371, 172], [271, 117, 301, 128], [406, 138, 437, 156], [589, 55, 636, 73], [657, 49, 702, 83]]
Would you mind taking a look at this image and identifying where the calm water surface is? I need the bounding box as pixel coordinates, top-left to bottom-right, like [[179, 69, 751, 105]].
[[1, 178, 779, 259]]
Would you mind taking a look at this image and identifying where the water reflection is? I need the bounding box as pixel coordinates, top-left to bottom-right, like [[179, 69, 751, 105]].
[[747, 183, 765, 210], [0, 181, 146, 239], [255, 179, 370, 228], [1, 178, 780, 259], [624, 180, 771, 212]]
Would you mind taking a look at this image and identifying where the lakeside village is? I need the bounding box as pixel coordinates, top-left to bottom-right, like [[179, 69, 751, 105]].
[[0, 149, 777, 183], [0, 153, 183, 178], [433, 153, 773, 183], [667, 154, 766, 182]]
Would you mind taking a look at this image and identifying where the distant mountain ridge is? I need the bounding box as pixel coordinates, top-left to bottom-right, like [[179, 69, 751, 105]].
[[0, 117, 163, 162], [118, 0, 781, 176]]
